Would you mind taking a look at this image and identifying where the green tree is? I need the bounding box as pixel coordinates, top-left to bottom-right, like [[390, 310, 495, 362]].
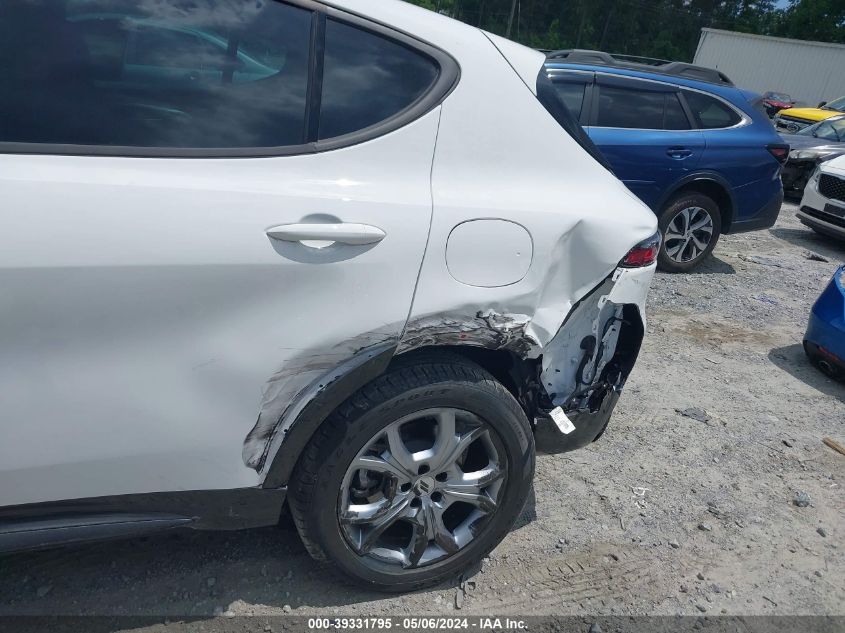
[[402, 0, 843, 60], [775, 0, 845, 43]]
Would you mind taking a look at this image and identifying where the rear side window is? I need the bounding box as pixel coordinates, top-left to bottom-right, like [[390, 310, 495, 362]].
[[0, 1, 452, 154], [684, 91, 742, 129], [319, 19, 440, 140], [664, 94, 691, 130], [597, 86, 664, 129], [0, 0, 313, 148], [552, 82, 587, 120], [596, 85, 690, 131]]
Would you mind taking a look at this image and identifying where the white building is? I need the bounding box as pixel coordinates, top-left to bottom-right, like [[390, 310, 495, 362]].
[[694, 28, 845, 105]]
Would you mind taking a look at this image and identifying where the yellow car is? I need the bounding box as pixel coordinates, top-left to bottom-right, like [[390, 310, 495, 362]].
[[775, 96, 845, 133]]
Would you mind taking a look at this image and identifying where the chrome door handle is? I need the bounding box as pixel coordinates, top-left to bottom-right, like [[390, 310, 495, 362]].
[[266, 223, 386, 245]]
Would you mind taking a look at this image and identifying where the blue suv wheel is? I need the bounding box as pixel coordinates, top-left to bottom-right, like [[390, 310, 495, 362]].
[[657, 192, 722, 272], [545, 50, 788, 272]]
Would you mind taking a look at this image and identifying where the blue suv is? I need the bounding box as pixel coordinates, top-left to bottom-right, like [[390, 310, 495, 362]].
[[545, 50, 788, 272]]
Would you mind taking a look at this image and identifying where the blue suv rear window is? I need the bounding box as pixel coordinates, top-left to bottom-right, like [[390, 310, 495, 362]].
[[684, 91, 742, 129]]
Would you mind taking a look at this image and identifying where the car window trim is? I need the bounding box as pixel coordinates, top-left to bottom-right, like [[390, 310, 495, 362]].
[[679, 86, 750, 131], [588, 71, 749, 132], [0, 0, 460, 159], [547, 69, 594, 126]]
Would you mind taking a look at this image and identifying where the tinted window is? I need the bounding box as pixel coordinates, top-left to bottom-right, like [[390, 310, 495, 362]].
[[814, 119, 845, 142], [664, 94, 691, 130], [319, 19, 439, 140], [684, 91, 742, 129], [0, 0, 312, 148], [552, 82, 586, 119], [596, 85, 665, 129]]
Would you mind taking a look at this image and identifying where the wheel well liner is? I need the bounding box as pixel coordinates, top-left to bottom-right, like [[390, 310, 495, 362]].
[[662, 174, 735, 231]]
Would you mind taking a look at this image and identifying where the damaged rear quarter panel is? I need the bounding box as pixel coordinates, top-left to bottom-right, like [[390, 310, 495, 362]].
[[249, 25, 658, 484]]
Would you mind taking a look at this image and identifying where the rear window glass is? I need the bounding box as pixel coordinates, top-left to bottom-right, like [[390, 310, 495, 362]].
[[552, 82, 586, 120], [684, 91, 742, 129], [319, 19, 439, 140]]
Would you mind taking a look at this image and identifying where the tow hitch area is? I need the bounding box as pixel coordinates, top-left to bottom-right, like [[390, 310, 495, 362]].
[[534, 267, 650, 453]]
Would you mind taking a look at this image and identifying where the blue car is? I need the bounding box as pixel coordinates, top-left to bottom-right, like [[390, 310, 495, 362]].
[[545, 50, 788, 272], [804, 265, 845, 381]]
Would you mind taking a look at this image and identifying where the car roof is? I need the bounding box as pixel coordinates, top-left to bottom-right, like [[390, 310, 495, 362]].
[[545, 49, 732, 85], [545, 59, 747, 101]]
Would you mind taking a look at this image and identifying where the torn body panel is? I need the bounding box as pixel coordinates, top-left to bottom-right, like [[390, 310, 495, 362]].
[[253, 265, 652, 484], [243, 327, 400, 472], [534, 265, 653, 453]]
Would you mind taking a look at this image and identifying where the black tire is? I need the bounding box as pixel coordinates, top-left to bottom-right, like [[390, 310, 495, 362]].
[[288, 352, 535, 592], [657, 192, 722, 273], [805, 343, 844, 381]]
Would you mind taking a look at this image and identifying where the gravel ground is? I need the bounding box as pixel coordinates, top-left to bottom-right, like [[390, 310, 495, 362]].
[[1, 201, 843, 624]]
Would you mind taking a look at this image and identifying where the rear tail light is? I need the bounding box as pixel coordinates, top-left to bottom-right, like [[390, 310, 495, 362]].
[[767, 144, 790, 165], [620, 232, 661, 268]]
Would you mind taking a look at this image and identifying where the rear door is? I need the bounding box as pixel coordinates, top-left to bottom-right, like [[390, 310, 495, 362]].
[[681, 89, 778, 218], [586, 74, 705, 209], [0, 0, 448, 507], [547, 68, 594, 125]]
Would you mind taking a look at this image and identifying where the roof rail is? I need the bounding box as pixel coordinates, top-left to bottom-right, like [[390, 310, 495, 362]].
[[545, 49, 734, 86]]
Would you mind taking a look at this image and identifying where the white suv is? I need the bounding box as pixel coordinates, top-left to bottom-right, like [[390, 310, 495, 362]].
[[0, 0, 657, 590], [799, 154, 845, 240]]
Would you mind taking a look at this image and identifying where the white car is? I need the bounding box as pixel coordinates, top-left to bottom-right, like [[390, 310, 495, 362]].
[[0, 0, 657, 591], [799, 154, 845, 240]]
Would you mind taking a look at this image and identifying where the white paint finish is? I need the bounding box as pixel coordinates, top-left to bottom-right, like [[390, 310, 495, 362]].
[[445, 220, 533, 287], [482, 31, 544, 94], [1, 0, 658, 508], [405, 22, 657, 347], [266, 222, 386, 245], [0, 110, 440, 506], [608, 265, 655, 326], [694, 28, 845, 104]]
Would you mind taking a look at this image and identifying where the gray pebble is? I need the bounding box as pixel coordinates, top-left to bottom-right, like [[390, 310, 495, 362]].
[[36, 585, 52, 598], [669, 540, 680, 549], [817, 527, 827, 537], [793, 491, 811, 507], [698, 523, 713, 532], [696, 604, 707, 613]]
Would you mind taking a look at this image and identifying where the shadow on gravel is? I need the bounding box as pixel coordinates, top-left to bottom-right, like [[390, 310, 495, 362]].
[[686, 255, 736, 275], [769, 344, 845, 401], [0, 491, 538, 617], [770, 226, 845, 263]]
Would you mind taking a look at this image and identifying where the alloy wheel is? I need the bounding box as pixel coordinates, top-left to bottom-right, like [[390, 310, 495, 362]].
[[338, 408, 506, 570], [664, 206, 715, 264]]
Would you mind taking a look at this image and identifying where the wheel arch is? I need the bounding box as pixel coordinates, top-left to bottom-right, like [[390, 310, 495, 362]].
[[261, 344, 533, 489], [659, 172, 736, 232]]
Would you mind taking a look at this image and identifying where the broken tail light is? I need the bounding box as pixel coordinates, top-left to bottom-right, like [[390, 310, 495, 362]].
[[767, 144, 790, 165], [620, 232, 661, 268]]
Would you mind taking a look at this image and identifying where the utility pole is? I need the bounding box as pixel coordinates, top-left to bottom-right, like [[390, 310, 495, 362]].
[[506, 0, 518, 39]]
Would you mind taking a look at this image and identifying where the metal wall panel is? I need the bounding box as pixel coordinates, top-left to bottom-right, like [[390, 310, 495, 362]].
[[694, 28, 845, 105]]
